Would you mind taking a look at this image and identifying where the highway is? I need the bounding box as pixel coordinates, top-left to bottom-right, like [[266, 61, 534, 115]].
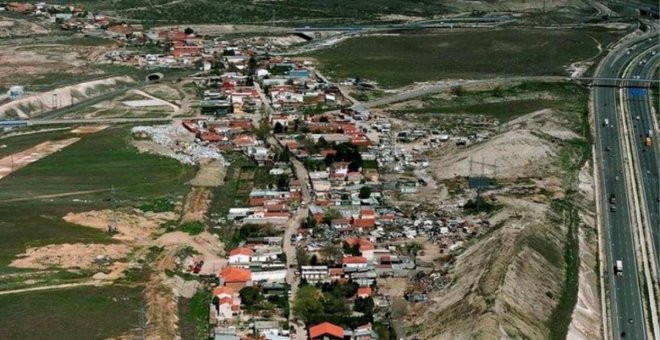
[[623, 46, 660, 280], [593, 34, 657, 340]]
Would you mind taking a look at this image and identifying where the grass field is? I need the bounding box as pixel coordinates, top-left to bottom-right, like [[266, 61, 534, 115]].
[[0, 285, 143, 339], [0, 125, 195, 201], [393, 81, 589, 124], [0, 125, 195, 272], [308, 28, 622, 88], [45, 0, 449, 26], [0, 128, 72, 159]]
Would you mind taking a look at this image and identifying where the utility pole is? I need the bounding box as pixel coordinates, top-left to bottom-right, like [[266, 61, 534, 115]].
[[108, 186, 118, 234], [469, 157, 497, 212]]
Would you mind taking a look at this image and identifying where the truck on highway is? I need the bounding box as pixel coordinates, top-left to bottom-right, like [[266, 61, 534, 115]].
[[609, 194, 616, 205], [603, 118, 609, 127], [615, 260, 623, 276], [645, 137, 652, 146]]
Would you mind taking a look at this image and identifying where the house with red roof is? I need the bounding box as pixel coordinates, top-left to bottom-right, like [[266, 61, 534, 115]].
[[220, 267, 252, 290], [309, 322, 344, 340], [342, 256, 368, 270], [357, 287, 373, 299], [211, 286, 242, 320], [228, 247, 254, 266], [352, 217, 375, 230]]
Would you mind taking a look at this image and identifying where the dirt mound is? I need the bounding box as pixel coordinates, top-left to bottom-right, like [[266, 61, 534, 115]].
[[434, 129, 555, 179], [155, 231, 225, 275], [0, 76, 135, 118], [414, 201, 565, 339], [181, 187, 211, 223], [189, 159, 226, 187], [433, 109, 578, 180], [10, 243, 129, 270], [63, 209, 178, 242]]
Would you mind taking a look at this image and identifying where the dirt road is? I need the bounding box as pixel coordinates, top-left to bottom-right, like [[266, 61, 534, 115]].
[[0, 281, 111, 296]]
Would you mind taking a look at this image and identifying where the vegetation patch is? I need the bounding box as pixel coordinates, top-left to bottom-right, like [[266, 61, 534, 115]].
[[308, 29, 620, 88], [0, 285, 144, 340], [178, 288, 210, 340]]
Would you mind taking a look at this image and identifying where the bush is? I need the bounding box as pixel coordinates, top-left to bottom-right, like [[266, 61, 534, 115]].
[[180, 221, 205, 235], [140, 197, 175, 213]]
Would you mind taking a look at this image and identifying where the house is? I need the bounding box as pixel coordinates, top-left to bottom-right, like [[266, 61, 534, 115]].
[[309, 322, 344, 340], [228, 247, 253, 265], [254, 320, 281, 337], [354, 323, 379, 340], [329, 268, 344, 281], [342, 256, 368, 270], [356, 287, 372, 299], [220, 267, 252, 290], [301, 266, 329, 283], [212, 286, 241, 320], [251, 269, 287, 283]]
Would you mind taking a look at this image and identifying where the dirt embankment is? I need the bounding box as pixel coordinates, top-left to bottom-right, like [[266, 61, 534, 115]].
[[411, 108, 597, 339]]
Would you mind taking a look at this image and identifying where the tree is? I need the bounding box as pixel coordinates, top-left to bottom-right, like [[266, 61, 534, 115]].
[[343, 242, 361, 256], [276, 175, 289, 191], [354, 296, 375, 318], [184, 27, 195, 35], [278, 148, 291, 163], [240, 286, 263, 310], [274, 122, 284, 134], [323, 208, 342, 223], [450, 85, 465, 96], [293, 286, 324, 324], [256, 120, 272, 141], [296, 247, 310, 266], [359, 186, 371, 199], [320, 245, 342, 264]]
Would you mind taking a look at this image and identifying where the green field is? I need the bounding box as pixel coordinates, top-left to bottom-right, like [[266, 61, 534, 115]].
[[397, 81, 588, 119], [45, 0, 449, 26], [0, 285, 143, 339], [0, 126, 195, 272], [0, 128, 72, 159], [308, 28, 622, 88], [393, 81, 589, 126], [0, 125, 194, 200]]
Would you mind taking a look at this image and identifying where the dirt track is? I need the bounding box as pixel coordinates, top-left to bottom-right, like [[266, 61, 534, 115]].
[[0, 138, 80, 179]]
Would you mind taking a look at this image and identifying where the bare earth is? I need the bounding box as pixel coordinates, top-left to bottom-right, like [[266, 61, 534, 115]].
[[10, 243, 129, 271], [180, 187, 212, 223], [189, 158, 226, 187], [0, 138, 80, 179], [71, 125, 109, 134], [63, 209, 178, 242]]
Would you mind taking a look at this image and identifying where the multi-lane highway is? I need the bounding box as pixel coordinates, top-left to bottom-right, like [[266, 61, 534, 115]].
[[624, 45, 660, 279], [593, 34, 657, 340]]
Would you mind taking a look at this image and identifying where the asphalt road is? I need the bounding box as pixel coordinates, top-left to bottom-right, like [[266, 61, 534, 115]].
[[624, 48, 660, 280], [594, 35, 658, 340]]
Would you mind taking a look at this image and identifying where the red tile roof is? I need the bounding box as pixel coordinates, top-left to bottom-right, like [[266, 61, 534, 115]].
[[220, 267, 251, 282], [229, 247, 254, 257], [352, 218, 375, 229], [357, 287, 373, 298], [342, 256, 368, 264], [213, 286, 235, 297], [309, 322, 344, 340]]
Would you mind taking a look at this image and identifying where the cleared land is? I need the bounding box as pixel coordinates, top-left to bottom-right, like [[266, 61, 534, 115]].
[[0, 126, 195, 272], [0, 138, 80, 179], [308, 28, 622, 88], [0, 285, 143, 340]]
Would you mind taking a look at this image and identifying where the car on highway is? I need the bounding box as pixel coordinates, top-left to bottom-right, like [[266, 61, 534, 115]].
[[610, 204, 617, 212], [606, 145, 611, 152]]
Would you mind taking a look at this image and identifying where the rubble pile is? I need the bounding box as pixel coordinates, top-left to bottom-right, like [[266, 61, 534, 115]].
[[132, 125, 229, 166]]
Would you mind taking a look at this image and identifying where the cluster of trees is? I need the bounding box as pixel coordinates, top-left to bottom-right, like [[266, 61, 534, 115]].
[[292, 281, 374, 329], [225, 223, 281, 249], [238, 286, 289, 316]]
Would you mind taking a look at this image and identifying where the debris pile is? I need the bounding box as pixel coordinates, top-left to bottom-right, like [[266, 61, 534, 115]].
[[131, 125, 229, 166]]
